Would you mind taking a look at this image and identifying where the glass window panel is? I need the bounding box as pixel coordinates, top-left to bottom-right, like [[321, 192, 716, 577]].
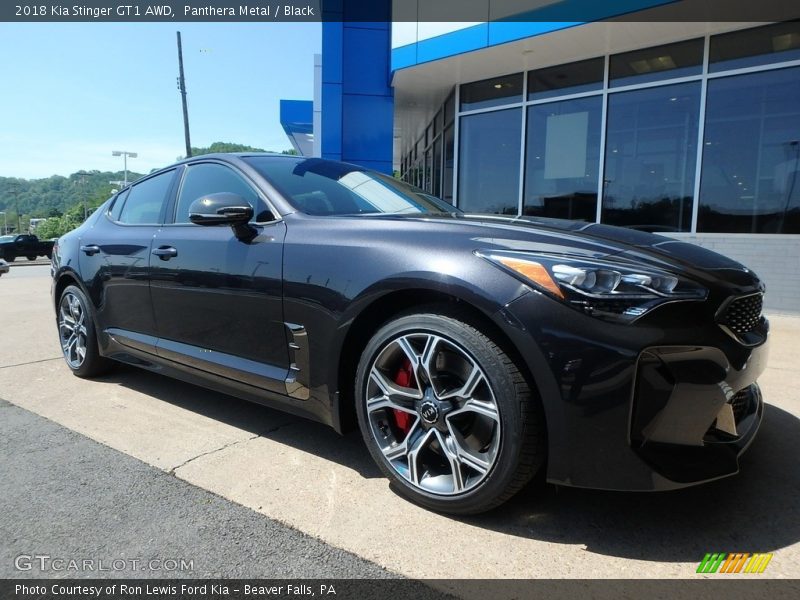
[[457, 108, 522, 214], [420, 148, 431, 193], [460, 73, 523, 111], [710, 22, 800, 72], [109, 189, 128, 222], [435, 108, 444, 136], [445, 92, 455, 124], [443, 125, 455, 204], [528, 57, 604, 101], [117, 170, 175, 225], [699, 67, 800, 234], [175, 163, 262, 223], [433, 136, 443, 198], [523, 96, 602, 221], [609, 39, 703, 87], [602, 82, 701, 232]]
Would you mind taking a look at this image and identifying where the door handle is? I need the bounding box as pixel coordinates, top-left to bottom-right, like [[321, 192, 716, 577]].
[[80, 244, 100, 256], [152, 246, 178, 260]]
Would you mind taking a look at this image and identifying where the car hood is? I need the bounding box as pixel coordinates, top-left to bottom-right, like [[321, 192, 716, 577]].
[[356, 212, 761, 290]]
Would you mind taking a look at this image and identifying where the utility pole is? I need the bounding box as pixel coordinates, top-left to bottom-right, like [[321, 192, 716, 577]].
[[177, 31, 192, 158]]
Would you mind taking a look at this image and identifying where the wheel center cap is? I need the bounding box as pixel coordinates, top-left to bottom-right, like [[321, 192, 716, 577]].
[[419, 389, 440, 425]]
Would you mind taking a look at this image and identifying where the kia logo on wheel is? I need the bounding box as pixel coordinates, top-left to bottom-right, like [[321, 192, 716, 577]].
[[419, 401, 439, 424]]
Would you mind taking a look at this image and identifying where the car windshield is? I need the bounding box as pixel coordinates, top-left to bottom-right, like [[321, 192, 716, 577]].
[[242, 156, 460, 216]]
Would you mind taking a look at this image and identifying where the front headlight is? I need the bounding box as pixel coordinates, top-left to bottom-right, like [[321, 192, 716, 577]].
[[480, 251, 707, 323]]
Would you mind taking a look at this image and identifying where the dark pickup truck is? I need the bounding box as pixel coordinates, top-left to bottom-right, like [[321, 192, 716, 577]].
[[0, 234, 55, 262]]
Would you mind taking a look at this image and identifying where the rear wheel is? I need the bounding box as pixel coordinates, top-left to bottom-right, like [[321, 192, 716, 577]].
[[57, 285, 112, 377], [355, 310, 545, 515]]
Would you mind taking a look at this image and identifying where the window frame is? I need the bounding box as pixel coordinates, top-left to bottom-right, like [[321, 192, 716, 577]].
[[441, 22, 800, 234], [106, 168, 179, 227], [164, 159, 282, 227]]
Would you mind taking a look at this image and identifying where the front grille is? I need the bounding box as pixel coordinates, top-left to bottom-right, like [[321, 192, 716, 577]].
[[719, 293, 763, 335], [730, 388, 752, 423]]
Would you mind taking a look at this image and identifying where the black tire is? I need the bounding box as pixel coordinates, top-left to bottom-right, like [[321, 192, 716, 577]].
[[26, 256, 37, 261], [56, 284, 113, 378], [355, 309, 545, 515], [4, 255, 15, 262]]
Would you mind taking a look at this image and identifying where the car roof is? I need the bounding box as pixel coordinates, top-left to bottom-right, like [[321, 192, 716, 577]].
[[174, 152, 299, 167], [117, 152, 301, 191]]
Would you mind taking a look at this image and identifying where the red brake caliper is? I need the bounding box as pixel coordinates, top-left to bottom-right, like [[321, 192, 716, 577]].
[[392, 358, 414, 437]]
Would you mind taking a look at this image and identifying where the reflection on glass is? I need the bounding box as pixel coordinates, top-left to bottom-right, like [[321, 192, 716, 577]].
[[699, 67, 800, 234], [444, 92, 455, 124], [457, 108, 522, 214], [443, 125, 455, 204], [243, 157, 459, 216], [610, 39, 703, 87], [528, 57, 604, 101], [432, 136, 442, 199], [460, 73, 523, 111], [602, 82, 701, 232], [523, 96, 602, 221], [710, 22, 800, 72], [424, 148, 432, 193]]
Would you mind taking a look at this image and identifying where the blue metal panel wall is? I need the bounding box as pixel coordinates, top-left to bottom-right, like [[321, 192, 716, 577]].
[[322, 1, 394, 174]]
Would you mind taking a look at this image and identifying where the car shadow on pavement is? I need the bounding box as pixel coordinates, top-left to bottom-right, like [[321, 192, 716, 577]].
[[100, 365, 798, 562], [95, 365, 383, 480], [467, 402, 800, 562]]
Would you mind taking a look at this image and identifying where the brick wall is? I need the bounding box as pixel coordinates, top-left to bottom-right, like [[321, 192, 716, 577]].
[[667, 234, 800, 314]]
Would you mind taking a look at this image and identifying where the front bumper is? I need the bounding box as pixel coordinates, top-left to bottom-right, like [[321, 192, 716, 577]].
[[500, 290, 768, 492]]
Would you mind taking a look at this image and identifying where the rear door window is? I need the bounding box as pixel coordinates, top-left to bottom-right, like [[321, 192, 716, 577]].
[[117, 170, 175, 225]]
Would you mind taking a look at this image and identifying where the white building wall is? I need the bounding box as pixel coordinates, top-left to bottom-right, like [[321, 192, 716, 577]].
[[668, 234, 800, 314]]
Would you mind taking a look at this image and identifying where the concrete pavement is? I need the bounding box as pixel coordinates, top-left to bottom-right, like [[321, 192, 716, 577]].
[[0, 265, 798, 582], [0, 399, 400, 580]]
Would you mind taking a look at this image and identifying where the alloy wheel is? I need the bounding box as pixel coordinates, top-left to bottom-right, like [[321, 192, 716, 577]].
[[58, 292, 88, 369], [365, 332, 501, 495]]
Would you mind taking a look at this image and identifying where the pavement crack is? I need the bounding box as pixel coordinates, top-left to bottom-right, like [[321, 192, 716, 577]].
[[169, 420, 298, 475], [0, 356, 62, 370]]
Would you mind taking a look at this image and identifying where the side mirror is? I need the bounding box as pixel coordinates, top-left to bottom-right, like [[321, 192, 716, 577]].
[[188, 193, 254, 226]]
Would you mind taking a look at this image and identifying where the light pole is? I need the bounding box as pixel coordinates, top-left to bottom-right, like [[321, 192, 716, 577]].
[[112, 150, 138, 186]]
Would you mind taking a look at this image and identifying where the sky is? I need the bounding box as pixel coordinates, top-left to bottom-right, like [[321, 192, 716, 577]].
[[0, 22, 321, 179]]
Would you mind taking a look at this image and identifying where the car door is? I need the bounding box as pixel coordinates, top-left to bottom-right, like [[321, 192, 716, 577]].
[[16, 235, 36, 258], [149, 161, 289, 394], [78, 168, 178, 352]]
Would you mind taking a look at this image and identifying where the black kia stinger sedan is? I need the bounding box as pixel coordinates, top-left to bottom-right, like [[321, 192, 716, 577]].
[[51, 153, 768, 514]]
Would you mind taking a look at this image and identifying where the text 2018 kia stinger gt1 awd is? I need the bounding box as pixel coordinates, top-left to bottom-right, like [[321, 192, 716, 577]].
[[51, 154, 768, 514]]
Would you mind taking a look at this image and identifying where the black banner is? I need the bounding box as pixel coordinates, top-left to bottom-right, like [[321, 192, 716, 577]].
[[3, 579, 800, 600], [1, 0, 799, 23]]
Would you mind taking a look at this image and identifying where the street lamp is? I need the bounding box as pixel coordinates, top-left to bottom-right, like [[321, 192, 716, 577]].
[[112, 150, 138, 186]]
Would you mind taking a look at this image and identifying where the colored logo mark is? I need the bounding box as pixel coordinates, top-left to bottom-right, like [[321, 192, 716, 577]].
[[697, 553, 773, 574]]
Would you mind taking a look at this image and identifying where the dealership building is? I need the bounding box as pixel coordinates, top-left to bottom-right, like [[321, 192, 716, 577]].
[[281, 1, 800, 312]]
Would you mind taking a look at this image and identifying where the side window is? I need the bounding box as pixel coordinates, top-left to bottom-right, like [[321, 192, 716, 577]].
[[117, 170, 175, 225], [174, 163, 266, 223], [109, 190, 128, 222]]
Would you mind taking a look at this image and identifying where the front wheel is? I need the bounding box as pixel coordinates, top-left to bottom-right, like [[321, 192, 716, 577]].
[[4, 255, 15, 262], [355, 310, 545, 515], [26, 256, 37, 261], [57, 285, 112, 377]]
